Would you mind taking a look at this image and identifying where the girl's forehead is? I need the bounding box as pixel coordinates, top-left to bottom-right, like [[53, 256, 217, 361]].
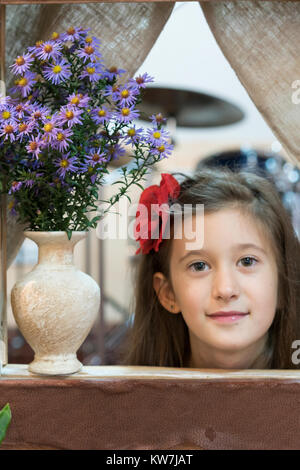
[[171, 207, 275, 259]]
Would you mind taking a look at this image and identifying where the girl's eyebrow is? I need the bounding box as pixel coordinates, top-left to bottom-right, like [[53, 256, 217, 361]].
[[179, 243, 267, 263]]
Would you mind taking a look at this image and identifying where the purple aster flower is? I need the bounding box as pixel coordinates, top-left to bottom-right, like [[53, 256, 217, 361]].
[[53, 128, 73, 151], [149, 113, 167, 126], [27, 40, 45, 55], [28, 103, 50, 123], [67, 93, 90, 108], [90, 106, 111, 125], [79, 62, 103, 82], [26, 134, 45, 158], [0, 123, 17, 142], [115, 105, 140, 123], [42, 114, 61, 143], [54, 153, 78, 178], [129, 72, 154, 89], [35, 41, 62, 61], [14, 101, 32, 120], [150, 141, 174, 160], [9, 181, 22, 194], [0, 106, 17, 125], [123, 125, 144, 145], [61, 27, 90, 42], [50, 32, 63, 42], [81, 35, 101, 49], [43, 60, 71, 85], [24, 178, 35, 188], [10, 52, 34, 75], [102, 66, 126, 81], [84, 149, 108, 167], [105, 143, 126, 162], [15, 72, 37, 97], [112, 83, 140, 107], [57, 105, 84, 128], [102, 84, 119, 98], [76, 45, 103, 63], [145, 127, 171, 146], [16, 120, 35, 142], [0, 94, 13, 110]]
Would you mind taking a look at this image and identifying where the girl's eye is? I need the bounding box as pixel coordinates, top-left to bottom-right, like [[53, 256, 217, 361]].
[[189, 261, 208, 272], [239, 256, 258, 267]]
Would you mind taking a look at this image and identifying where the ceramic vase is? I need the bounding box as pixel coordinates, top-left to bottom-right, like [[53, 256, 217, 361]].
[[11, 231, 100, 375]]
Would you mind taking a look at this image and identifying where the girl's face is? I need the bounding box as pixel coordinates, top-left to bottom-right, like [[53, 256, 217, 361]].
[[153, 207, 279, 368]]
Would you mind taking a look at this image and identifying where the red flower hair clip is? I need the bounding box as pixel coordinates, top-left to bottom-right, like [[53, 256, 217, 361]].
[[134, 173, 181, 255]]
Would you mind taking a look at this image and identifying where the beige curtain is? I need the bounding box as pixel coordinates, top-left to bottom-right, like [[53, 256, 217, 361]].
[[4, 2, 175, 266], [200, 0, 300, 168]]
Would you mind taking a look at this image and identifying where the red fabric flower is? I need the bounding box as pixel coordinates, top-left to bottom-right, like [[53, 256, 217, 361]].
[[134, 173, 181, 255]]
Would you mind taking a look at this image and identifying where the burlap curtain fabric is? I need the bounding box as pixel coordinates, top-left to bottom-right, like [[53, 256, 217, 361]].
[[200, 0, 300, 168], [4, 2, 175, 266]]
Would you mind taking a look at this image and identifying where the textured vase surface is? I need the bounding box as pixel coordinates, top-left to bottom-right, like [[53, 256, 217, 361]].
[[11, 231, 100, 375]]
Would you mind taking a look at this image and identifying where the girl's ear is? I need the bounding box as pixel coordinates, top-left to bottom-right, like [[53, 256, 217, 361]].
[[152, 272, 181, 314]]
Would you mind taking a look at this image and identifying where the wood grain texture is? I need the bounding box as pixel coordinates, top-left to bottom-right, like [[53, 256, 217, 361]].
[[1, 365, 300, 450]]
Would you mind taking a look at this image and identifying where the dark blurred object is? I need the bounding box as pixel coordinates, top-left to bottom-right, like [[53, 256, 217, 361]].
[[196, 148, 300, 229], [7, 320, 130, 366], [138, 87, 245, 128]]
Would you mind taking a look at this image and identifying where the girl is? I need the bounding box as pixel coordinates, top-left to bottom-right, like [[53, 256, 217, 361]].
[[122, 166, 300, 369]]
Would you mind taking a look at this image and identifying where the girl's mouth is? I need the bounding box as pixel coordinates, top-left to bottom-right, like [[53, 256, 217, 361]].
[[206, 312, 250, 324]]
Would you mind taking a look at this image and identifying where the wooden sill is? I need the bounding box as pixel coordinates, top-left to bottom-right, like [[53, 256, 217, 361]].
[[1, 364, 300, 450]]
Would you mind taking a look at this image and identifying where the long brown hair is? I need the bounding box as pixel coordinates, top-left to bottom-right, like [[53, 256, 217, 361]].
[[121, 166, 300, 369]]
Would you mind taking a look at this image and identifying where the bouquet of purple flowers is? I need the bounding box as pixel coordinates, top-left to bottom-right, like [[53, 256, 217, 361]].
[[0, 26, 173, 238]]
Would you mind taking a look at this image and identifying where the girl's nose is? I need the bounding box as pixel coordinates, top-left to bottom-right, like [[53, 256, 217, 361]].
[[212, 267, 240, 301]]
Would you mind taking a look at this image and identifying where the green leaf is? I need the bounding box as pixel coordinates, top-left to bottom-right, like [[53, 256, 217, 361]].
[[0, 403, 12, 445], [66, 230, 72, 240]]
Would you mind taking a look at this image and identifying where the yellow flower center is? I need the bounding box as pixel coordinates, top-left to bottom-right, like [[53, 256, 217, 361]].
[[86, 67, 95, 75], [71, 97, 80, 104], [121, 89, 129, 98], [19, 123, 27, 132], [84, 46, 94, 55], [98, 109, 106, 117], [67, 27, 75, 35], [88, 166, 93, 173], [4, 125, 13, 134], [56, 132, 65, 141], [2, 111, 10, 120], [16, 56, 25, 66], [34, 111, 41, 119], [127, 128, 136, 137], [93, 153, 100, 161], [53, 65, 62, 74], [121, 108, 130, 116], [65, 110, 74, 119], [52, 32, 59, 40], [16, 105, 23, 112], [157, 145, 165, 152], [85, 37, 93, 44], [36, 40, 43, 47], [18, 78, 28, 87], [60, 160, 69, 168], [109, 66, 117, 73], [153, 131, 161, 139], [44, 44, 53, 53], [44, 123, 53, 132], [29, 141, 37, 150]]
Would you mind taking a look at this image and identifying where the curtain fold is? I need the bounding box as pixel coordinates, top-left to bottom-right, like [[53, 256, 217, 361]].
[[199, 0, 300, 168], [4, 2, 175, 266]]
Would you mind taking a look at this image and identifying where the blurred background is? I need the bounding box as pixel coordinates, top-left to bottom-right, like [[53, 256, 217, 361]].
[[6, 2, 300, 366]]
